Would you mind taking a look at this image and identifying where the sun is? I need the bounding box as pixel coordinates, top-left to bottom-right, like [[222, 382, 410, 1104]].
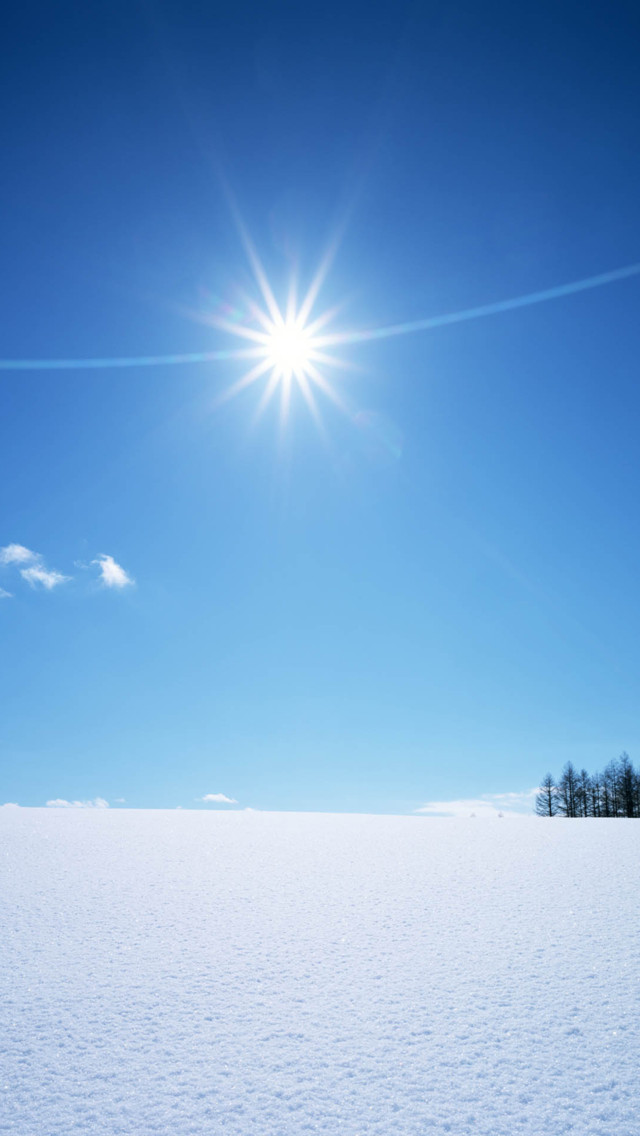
[[194, 226, 351, 427], [264, 320, 314, 379]]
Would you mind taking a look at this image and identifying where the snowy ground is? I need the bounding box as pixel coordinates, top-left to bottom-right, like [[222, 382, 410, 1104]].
[[1, 810, 638, 1135]]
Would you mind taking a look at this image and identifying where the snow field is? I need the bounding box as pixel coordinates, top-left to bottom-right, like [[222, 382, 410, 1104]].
[[1, 809, 638, 1135]]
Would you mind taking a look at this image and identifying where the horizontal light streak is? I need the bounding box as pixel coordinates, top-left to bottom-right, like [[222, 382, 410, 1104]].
[[0, 262, 638, 372]]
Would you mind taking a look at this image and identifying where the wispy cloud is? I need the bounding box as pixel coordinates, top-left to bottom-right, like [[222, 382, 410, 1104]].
[[200, 793, 238, 804], [21, 565, 70, 590], [93, 554, 134, 589], [1, 802, 20, 808], [3, 544, 136, 595], [1, 543, 70, 590], [46, 797, 110, 808], [415, 789, 537, 818], [0, 543, 37, 565]]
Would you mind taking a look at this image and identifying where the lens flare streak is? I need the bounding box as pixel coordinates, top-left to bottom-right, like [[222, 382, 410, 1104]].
[[313, 262, 640, 349], [0, 261, 638, 378], [198, 232, 349, 425]]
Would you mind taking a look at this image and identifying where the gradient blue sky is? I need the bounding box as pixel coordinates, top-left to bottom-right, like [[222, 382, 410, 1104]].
[[2, 1, 640, 813]]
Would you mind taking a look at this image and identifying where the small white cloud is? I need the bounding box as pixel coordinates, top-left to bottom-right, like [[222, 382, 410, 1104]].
[[46, 797, 110, 808], [1, 802, 20, 808], [200, 793, 238, 804], [1, 545, 69, 592], [0, 543, 37, 565], [21, 565, 70, 590], [114, 797, 126, 803], [93, 554, 134, 589], [484, 789, 538, 805], [415, 790, 537, 818]]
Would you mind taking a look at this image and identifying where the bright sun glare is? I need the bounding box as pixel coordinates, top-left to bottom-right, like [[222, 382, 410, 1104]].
[[195, 225, 349, 429], [265, 321, 313, 378]]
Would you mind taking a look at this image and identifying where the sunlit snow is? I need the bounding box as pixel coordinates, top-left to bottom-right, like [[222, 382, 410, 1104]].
[[1, 809, 638, 1134]]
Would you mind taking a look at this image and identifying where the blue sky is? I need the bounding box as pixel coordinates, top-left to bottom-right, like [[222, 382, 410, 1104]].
[[2, 1, 640, 814]]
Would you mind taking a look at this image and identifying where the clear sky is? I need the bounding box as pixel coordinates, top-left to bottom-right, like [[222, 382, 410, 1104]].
[[2, 1, 640, 814]]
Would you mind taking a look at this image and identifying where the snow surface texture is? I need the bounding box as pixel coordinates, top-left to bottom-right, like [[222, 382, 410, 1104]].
[[1, 810, 639, 1135]]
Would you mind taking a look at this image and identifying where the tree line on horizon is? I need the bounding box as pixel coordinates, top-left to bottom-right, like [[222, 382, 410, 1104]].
[[536, 754, 640, 817]]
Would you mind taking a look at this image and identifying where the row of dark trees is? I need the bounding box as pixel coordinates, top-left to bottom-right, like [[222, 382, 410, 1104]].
[[536, 754, 640, 817]]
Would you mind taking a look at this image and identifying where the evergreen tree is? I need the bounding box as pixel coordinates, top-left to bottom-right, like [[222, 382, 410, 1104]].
[[576, 769, 591, 817], [557, 762, 578, 817], [604, 760, 621, 816], [590, 772, 602, 817], [535, 774, 557, 816], [535, 755, 639, 817], [619, 753, 636, 818]]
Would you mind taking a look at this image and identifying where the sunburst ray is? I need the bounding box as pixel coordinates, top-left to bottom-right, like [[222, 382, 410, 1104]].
[[207, 227, 351, 429]]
